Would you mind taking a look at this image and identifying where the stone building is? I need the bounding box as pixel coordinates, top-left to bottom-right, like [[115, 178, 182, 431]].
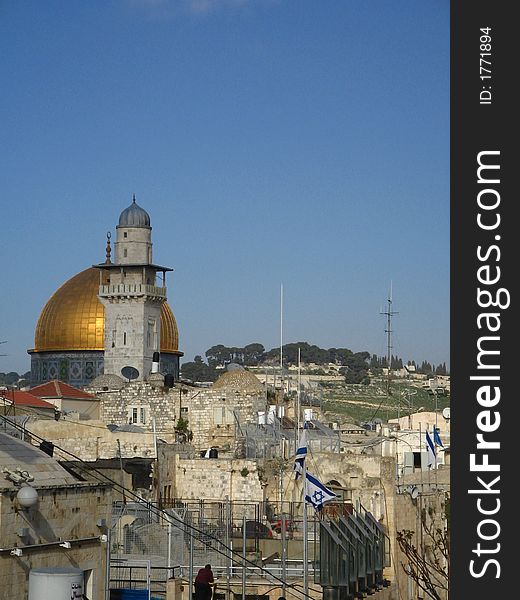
[[157, 445, 264, 503], [187, 366, 266, 452], [0, 432, 112, 599], [87, 364, 266, 454], [1, 389, 57, 419], [29, 197, 183, 387], [28, 380, 99, 419]]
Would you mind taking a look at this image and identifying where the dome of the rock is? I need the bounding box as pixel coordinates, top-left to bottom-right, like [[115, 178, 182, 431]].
[[29, 267, 181, 386], [33, 268, 179, 353]]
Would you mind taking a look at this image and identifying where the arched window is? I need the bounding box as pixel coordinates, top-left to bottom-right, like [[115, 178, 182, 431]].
[[326, 480, 352, 503]]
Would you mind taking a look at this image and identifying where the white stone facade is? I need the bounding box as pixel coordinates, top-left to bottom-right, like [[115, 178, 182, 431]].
[[99, 204, 170, 380]]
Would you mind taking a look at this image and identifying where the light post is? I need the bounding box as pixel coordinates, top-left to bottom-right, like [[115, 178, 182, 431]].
[[400, 389, 417, 429]]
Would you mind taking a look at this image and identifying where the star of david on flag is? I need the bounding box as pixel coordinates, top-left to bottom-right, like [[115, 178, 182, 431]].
[[293, 424, 309, 480], [304, 472, 337, 511]]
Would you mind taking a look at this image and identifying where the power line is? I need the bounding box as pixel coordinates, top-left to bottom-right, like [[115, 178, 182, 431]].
[[0, 414, 315, 600]]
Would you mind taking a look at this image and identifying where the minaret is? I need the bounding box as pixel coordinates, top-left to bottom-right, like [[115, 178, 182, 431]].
[[94, 197, 172, 380]]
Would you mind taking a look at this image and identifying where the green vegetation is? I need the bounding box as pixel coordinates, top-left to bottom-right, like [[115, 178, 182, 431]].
[[320, 379, 450, 424], [0, 371, 31, 388], [181, 341, 448, 389], [180, 356, 218, 382]]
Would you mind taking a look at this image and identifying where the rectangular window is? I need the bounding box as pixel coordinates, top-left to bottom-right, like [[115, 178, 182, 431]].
[[213, 407, 234, 425], [128, 406, 147, 425], [84, 569, 93, 600]]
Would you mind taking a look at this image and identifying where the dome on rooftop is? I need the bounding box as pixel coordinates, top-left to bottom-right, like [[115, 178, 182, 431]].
[[32, 268, 179, 353], [118, 196, 151, 228], [213, 365, 264, 394], [88, 373, 125, 391]]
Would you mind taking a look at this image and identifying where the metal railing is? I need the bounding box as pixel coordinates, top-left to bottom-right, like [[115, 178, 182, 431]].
[[99, 284, 166, 298], [109, 499, 321, 599]]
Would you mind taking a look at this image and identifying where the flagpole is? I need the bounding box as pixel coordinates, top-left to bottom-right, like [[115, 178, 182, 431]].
[[303, 457, 308, 597], [296, 347, 301, 451], [419, 421, 424, 491], [435, 389, 439, 490], [280, 283, 283, 400]]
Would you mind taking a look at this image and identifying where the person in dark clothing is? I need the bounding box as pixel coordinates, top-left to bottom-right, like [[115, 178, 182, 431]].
[[195, 564, 215, 600]]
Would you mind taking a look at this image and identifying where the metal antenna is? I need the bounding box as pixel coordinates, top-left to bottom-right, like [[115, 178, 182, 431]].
[[380, 282, 398, 396]]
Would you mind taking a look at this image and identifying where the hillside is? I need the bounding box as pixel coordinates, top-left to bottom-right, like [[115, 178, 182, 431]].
[[319, 378, 450, 424]]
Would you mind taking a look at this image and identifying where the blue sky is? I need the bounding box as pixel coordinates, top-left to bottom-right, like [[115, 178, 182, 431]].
[[0, 0, 449, 373]]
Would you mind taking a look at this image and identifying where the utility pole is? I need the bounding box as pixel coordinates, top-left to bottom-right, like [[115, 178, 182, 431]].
[[380, 283, 398, 396]]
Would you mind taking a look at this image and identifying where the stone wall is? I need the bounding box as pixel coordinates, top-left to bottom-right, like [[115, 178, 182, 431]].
[[96, 380, 179, 433], [0, 482, 111, 600], [185, 387, 266, 452], [393, 491, 449, 600], [389, 411, 451, 435], [158, 448, 264, 502], [26, 419, 176, 461], [100, 295, 163, 382], [90, 381, 265, 453]]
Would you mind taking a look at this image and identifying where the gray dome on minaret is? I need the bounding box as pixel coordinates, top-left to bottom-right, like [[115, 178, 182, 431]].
[[118, 196, 151, 228]]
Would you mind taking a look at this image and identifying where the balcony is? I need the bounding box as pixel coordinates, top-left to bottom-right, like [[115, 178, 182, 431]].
[[98, 284, 167, 299]]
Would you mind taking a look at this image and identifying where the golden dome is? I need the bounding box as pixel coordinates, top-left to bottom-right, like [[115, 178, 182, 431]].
[[33, 267, 180, 354]]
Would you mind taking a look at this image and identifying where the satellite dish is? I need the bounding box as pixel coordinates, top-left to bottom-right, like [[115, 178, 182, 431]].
[[442, 407, 451, 421], [121, 366, 139, 381], [409, 486, 419, 500]]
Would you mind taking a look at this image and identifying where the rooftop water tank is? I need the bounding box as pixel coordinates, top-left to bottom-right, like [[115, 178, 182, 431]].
[[28, 568, 83, 600], [303, 408, 313, 422]]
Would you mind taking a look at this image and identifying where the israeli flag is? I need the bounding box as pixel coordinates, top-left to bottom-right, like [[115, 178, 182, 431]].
[[304, 472, 337, 511], [433, 427, 444, 449], [426, 431, 436, 468], [294, 425, 309, 480]]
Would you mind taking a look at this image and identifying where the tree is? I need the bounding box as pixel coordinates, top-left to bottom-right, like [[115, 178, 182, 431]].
[[396, 498, 450, 600], [180, 356, 218, 382], [343, 352, 371, 384], [436, 362, 447, 376], [243, 343, 265, 365], [205, 345, 232, 367], [0, 372, 21, 386]]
